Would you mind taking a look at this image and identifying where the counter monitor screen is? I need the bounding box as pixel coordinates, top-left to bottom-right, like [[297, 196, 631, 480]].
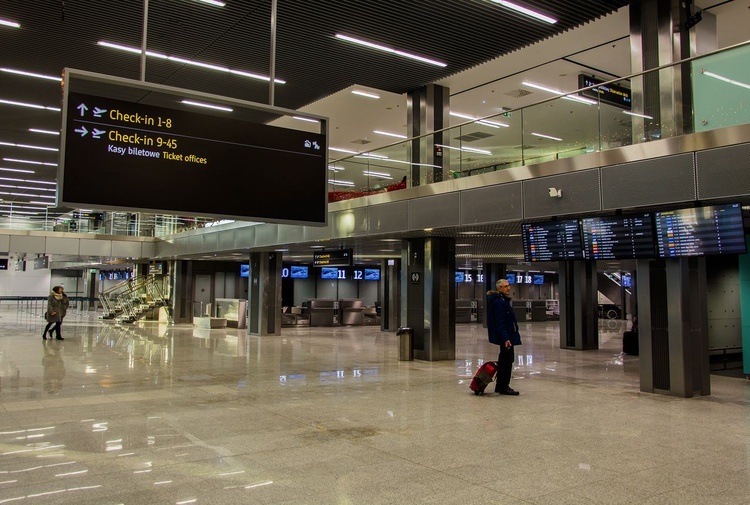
[[240, 264, 249, 278], [505, 273, 516, 284], [321, 267, 339, 279], [654, 203, 746, 257], [533, 274, 545, 285], [364, 268, 380, 281], [581, 213, 656, 260], [522, 219, 584, 261], [455, 272, 465, 283], [290, 266, 309, 279]]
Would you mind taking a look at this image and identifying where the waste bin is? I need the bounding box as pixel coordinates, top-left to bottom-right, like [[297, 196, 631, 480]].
[[396, 327, 413, 361]]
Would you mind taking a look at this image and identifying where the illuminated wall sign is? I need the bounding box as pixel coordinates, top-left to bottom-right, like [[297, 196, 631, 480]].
[[578, 75, 631, 110], [59, 69, 328, 225], [313, 249, 352, 267], [0, 259, 8, 270]]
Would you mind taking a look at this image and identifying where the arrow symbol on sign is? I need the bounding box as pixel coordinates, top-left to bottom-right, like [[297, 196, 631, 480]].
[[74, 126, 88, 137], [77, 103, 88, 116], [92, 128, 106, 139], [93, 107, 107, 117]]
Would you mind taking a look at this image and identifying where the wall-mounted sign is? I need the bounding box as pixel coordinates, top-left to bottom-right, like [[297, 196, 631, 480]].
[[578, 75, 631, 110]]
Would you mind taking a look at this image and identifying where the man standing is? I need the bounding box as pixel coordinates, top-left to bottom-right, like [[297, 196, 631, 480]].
[[487, 278, 521, 395]]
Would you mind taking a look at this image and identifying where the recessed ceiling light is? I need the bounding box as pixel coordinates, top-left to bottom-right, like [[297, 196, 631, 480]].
[[329, 147, 358, 154], [97, 41, 285, 83], [0, 141, 58, 152], [0, 98, 61, 112], [521, 81, 597, 105], [181, 100, 233, 112], [335, 34, 447, 67], [1, 68, 61, 81], [4, 158, 57, 166], [701, 70, 750, 90], [352, 90, 380, 99], [623, 110, 653, 120], [29, 128, 60, 135], [373, 130, 407, 139], [328, 180, 355, 186], [0, 167, 35, 174], [363, 170, 393, 179], [0, 18, 20, 28], [449, 111, 509, 128], [459, 231, 484, 235], [195, 0, 225, 6], [489, 1, 557, 24], [293, 116, 319, 123], [531, 132, 563, 141]]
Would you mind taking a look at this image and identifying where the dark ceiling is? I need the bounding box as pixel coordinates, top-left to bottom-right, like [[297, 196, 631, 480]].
[[0, 0, 630, 110]]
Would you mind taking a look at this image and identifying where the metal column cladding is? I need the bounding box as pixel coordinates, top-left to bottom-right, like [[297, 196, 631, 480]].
[[406, 84, 449, 187]]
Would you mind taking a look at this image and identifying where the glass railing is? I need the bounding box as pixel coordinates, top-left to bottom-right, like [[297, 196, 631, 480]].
[[327, 41, 750, 201]]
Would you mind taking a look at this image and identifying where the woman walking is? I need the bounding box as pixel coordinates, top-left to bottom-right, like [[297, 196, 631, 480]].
[[43, 286, 65, 341]]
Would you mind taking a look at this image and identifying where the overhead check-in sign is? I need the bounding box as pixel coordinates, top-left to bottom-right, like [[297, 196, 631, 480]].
[[313, 249, 353, 267], [59, 69, 328, 225]]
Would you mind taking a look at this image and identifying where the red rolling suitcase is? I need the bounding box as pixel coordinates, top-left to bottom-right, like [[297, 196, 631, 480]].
[[470, 361, 498, 395]]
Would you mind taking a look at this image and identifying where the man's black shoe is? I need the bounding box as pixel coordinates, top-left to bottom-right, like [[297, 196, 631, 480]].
[[497, 388, 519, 396]]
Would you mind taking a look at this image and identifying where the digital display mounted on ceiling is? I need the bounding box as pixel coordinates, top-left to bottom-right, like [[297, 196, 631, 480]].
[[522, 219, 584, 262], [59, 69, 328, 225], [313, 249, 352, 267], [654, 203, 746, 257]]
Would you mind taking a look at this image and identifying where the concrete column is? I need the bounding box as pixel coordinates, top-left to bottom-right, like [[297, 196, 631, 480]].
[[401, 237, 455, 361], [406, 84, 449, 187], [248, 252, 282, 336], [559, 260, 599, 350], [636, 257, 710, 397]]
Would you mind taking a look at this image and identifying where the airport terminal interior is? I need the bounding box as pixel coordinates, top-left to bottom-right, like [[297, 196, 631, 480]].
[[1, 0, 750, 503]]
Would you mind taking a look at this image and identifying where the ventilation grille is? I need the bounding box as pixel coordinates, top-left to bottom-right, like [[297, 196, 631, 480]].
[[504, 88, 534, 98], [454, 132, 494, 142]]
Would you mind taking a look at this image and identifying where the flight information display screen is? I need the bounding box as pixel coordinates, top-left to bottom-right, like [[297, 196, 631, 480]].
[[522, 220, 584, 261], [581, 213, 656, 260], [654, 203, 746, 257]]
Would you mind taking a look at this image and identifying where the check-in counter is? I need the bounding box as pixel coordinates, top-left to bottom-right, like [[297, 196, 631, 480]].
[[304, 299, 338, 326], [512, 300, 547, 322], [339, 299, 364, 325], [456, 299, 483, 323]]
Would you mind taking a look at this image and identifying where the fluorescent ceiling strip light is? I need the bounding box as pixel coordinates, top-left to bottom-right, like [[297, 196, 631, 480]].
[[363, 170, 393, 178], [0, 98, 60, 111], [0, 167, 34, 174], [435, 144, 492, 155], [0, 177, 54, 185], [0, 204, 47, 210], [29, 201, 53, 205], [531, 132, 563, 141], [623, 110, 653, 120], [352, 90, 380, 99], [0, 209, 38, 215], [0, 184, 55, 192], [196, 0, 226, 6], [521, 81, 597, 105], [0, 141, 58, 152], [293, 116, 318, 123], [328, 180, 355, 186], [0, 191, 55, 198], [98, 41, 285, 84], [490, 1, 557, 24], [449, 111, 508, 128], [1, 68, 61, 81], [701, 70, 750, 90], [373, 130, 407, 139], [181, 100, 232, 112], [329, 147, 358, 154], [335, 34, 446, 67], [355, 153, 389, 159], [4, 158, 57, 166], [327, 165, 345, 172], [376, 157, 440, 168], [0, 18, 20, 28], [29, 128, 60, 135]]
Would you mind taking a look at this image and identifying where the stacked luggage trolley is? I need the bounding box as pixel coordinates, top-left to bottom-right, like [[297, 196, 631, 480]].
[[99, 275, 169, 324]]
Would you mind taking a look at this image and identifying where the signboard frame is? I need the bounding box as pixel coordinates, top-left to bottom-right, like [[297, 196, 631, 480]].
[[59, 68, 329, 226]]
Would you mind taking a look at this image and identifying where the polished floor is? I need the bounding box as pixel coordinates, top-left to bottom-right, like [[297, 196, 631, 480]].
[[0, 305, 748, 505]]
